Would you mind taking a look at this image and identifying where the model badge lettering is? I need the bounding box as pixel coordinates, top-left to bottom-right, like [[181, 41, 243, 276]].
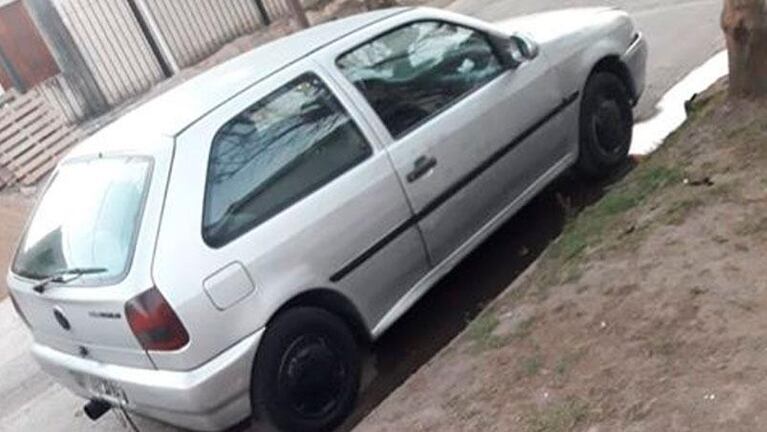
[[88, 311, 122, 319]]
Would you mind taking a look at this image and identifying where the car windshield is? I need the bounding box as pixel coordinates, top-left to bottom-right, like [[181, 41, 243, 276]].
[[13, 156, 152, 282]]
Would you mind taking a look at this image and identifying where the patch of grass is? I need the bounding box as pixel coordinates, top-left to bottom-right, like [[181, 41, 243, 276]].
[[465, 312, 508, 353], [554, 165, 683, 259], [512, 316, 536, 339], [534, 165, 683, 292], [686, 89, 726, 121], [527, 398, 590, 432], [466, 312, 499, 343], [554, 350, 585, 378], [534, 262, 585, 300], [518, 354, 543, 378], [466, 311, 538, 353]]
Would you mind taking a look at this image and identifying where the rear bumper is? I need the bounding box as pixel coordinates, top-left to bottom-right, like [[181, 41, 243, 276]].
[[623, 32, 648, 105], [33, 329, 264, 432]]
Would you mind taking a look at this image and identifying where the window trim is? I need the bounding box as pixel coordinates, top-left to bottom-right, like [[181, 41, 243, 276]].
[[201, 72, 373, 249], [11, 155, 155, 287], [335, 19, 508, 141]]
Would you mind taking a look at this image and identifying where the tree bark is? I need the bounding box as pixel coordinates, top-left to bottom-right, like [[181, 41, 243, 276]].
[[722, 0, 767, 97]]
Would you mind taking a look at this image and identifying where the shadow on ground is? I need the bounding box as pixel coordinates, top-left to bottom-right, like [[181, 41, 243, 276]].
[[229, 162, 635, 432], [340, 161, 636, 431]]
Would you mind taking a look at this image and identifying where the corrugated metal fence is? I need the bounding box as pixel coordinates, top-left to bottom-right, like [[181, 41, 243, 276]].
[[146, 0, 277, 68], [44, 0, 292, 122], [56, 0, 166, 107]]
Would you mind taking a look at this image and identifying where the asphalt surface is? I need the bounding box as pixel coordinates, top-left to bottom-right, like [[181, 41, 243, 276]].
[[452, 0, 725, 120], [0, 1, 724, 431]]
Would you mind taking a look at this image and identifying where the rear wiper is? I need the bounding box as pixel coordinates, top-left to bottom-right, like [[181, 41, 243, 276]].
[[32, 267, 108, 294]]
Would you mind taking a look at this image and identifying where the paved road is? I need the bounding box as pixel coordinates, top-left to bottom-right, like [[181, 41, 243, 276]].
[[0, 1, 724, 432]]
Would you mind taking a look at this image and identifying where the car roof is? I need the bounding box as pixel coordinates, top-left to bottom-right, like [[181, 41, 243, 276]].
[[71, 8, 411, 157]]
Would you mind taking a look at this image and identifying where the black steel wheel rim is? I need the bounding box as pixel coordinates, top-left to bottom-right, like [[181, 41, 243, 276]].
[[277, 334, 348, 419], [591, 95, 626, 155]]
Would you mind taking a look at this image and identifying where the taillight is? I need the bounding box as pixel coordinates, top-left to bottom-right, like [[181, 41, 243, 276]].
[[9, 291, 31, 329], [125, 288, 189, 351]]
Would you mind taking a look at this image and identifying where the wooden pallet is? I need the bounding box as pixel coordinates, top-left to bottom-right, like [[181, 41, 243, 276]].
[[0, 89, 82, 189]]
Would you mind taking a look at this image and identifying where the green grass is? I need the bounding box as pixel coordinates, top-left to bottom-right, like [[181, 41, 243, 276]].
[[465, 311, 538, 353], [527, 398, 590, 432], [554, 359, 568, 377], [533, 164, 683, 293], [554, 350, 585, 378], [518, 354, 543, 378], [512, 316, 536, 339], [465, 312, 505, 353], [555, 165, 683, 259]]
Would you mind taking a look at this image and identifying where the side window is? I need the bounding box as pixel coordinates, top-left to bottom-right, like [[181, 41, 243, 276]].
[[203, 73, 372, 247], [337, 21, 504, 138]]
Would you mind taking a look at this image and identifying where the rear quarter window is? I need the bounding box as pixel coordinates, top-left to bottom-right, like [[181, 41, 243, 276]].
[[203, 73, 372, 247]]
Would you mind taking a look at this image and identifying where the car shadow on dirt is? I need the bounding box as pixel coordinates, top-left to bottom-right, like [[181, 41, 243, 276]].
[[335, 161, 637, 431], [228, 162, 636, 432]]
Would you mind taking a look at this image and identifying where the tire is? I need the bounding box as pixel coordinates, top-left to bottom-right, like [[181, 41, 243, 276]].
[[576, 72, 634, 178], [252, 307, 361, 432]]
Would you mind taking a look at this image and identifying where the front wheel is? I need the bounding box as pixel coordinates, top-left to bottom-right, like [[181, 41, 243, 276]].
[[252, 307, 361, 432], [576, 72, 634, 178]]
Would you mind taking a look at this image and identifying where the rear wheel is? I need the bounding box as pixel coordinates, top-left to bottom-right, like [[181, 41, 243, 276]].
[[576, 72, 634, 178], [252, 307, 361, 432]]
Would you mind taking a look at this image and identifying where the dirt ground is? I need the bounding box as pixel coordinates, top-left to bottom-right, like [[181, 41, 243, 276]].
[[356, 83, 767, 432], [0, 190, 32, 300]]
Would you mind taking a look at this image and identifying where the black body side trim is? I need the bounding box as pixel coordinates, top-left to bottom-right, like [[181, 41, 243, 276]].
[[329, 91, 580, 283]]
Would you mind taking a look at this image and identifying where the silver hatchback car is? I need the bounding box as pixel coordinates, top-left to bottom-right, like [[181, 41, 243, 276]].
[[7, 6, 646, 432]]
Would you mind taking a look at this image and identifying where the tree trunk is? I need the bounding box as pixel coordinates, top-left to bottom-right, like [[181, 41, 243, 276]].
[[722, 0, 767, 97]]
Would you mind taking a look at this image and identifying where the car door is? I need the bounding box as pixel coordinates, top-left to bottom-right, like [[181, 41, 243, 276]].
[[326, 18, 569, 265], [154, 63, 431, 361]]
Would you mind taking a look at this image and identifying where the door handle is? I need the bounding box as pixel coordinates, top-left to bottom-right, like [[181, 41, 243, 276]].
[[406, 155, 437, 183]]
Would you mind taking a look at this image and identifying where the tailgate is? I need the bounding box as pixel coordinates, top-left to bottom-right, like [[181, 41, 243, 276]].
[[10, 280, 154, 369]]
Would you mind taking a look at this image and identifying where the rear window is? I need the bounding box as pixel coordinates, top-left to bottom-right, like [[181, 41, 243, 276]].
[[12, 156, 152, 283]]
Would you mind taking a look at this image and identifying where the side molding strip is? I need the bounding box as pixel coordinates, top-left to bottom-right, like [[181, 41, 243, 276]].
[[329, 91, 580, 283]]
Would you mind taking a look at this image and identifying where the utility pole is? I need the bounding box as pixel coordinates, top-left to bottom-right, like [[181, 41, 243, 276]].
[[285, 0, 309, 29]]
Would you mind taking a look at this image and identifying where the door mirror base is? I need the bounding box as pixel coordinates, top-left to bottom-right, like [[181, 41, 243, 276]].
[[511, 33, 540, 61], [491, 32, 540, 70]]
